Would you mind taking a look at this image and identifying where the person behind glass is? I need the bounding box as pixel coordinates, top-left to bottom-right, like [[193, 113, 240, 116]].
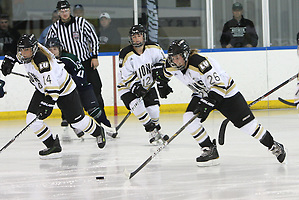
[[73, 4, 84, 17], [97, 12, 121, 52], [46, 1, 114, 133], [118, 24, 171, 145], [0, 14, 21, 56], [45, 37, 117, 138], [220, 2, 258, 48], [38, 10, 59, 45], [0, 34, 106, 159], [152, 39, 286, 166]]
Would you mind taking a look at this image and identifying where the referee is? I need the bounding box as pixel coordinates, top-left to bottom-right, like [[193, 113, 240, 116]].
[[46, 0, 113, 129]]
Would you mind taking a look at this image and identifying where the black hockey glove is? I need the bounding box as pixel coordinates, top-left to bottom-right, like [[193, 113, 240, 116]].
[[1, 55, 16, 76], [132, 82, 147, 98], [37, 96, 55, 120], [157, 80, 173, 99], [193, 97, 216, 123], [152, 63, 171, 83]]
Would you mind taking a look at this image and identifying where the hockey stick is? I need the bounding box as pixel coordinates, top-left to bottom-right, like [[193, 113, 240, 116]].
[[278, 97, 297, 107], [114, 81, 156, 137], [0, 116, 38, 153], [218, 73, 298, 145], [0, 68, 29, 78], [126, 113, 199, 179]]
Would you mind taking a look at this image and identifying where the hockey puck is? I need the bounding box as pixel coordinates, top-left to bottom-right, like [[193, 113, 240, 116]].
[[96, 176, 104, 180]]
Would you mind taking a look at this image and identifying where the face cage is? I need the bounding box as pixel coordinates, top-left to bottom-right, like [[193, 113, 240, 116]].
[[17, 45, 38, 64], [167, 54, 186, 71], [129, 32, 146, 47]]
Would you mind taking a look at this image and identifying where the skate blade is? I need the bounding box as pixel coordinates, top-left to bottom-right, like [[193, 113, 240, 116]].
[[39, 152, 62, 160], [196, 158, 220, 167]]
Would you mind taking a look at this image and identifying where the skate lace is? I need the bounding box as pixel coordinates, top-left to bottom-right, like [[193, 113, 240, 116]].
[[271, 145, 282, 156]]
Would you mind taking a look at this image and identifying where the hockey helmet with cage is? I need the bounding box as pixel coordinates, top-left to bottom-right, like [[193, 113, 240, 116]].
[[129, 24, 146, 47], [167, 39, 190, 70], [56, 0, 71, 10], [45, 37, 63, 57], [17, 34, 38, 64]]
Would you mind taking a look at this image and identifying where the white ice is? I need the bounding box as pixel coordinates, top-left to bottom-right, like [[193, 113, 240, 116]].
[[0, 109, 299, 200]]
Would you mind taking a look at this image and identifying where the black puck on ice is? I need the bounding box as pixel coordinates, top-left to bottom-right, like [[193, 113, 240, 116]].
[[96, 176, 104, 180]]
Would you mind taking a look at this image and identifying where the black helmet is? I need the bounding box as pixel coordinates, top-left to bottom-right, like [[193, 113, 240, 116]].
[[167, 39, 190, 70], [45, 37, 63, 57], [17, 34, 38, 63], [56, 0, 70, 10], [129, 24, 146, 47]]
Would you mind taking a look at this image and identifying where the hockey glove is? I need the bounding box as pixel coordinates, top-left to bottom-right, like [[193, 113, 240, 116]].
[[37, 96, 55, 120], [157, 80, 173, 99], [132, 82, 147, 98], [1, 55, 16, 76], [0, 79, 5, 98], [193, 97, 216, 123], [152, 63, 169, 82]]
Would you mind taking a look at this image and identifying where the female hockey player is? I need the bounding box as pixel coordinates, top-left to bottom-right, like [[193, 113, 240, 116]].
[[117, 24, 171, 144], [153, 39, 286, 166], [45, 37, 117, 138], [0, 34, 106, 159]]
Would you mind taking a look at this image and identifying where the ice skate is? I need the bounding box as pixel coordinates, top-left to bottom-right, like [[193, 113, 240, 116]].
[[39, 135, 62, 159], [102, 124, 118, 138], [270, 141, 286, 163], [96, 126, 106, 149], [196, 139, 219, 167], [149, 129, 161, 144], [72, 127, 84, 138]]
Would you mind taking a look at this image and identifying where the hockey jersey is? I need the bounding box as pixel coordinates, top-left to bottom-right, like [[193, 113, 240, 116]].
[[18, 44, 76, 101], [164, 51, 239, 100], [117, 42, 165, 96]]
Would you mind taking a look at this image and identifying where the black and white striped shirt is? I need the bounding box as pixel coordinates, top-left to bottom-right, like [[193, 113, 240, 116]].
[[46, 16, 99, 62]]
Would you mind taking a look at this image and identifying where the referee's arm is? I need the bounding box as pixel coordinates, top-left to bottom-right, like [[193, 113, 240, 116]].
[[84, 20, 99, 69]]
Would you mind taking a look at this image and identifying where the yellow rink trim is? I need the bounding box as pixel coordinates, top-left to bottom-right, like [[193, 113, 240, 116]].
[[0, 100, 296, 121]]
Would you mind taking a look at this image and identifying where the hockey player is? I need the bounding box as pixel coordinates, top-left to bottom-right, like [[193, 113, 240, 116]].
[[0, 34, 106, 159], [153, 39, 286, 165], [45, 37, 117, 138], [117, 24, 171, 144]]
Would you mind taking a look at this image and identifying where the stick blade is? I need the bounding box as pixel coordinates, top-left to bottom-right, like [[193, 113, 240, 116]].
[[278, 97, 297, 107], [218, 119, 229, 145]]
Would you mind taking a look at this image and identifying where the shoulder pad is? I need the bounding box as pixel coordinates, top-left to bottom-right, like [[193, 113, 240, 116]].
[[119, 45, 134, 59], [33, 51, 51, 73], [189, 54, 212, 74]]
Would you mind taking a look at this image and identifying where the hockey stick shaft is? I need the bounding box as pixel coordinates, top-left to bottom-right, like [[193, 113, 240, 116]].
[[278, 97, 297, 107], [115, 81, 156, 132], [0, 68, 29, 78], [218, 73, 298, 145], [0, 116, 38, 153], [11, 71, 29, 78], [128, 114, 199, 179]]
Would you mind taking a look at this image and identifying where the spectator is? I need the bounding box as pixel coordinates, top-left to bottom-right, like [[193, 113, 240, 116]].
[[0, 14, 21, 56], [97, 12, 121, 52], [220, 2, 258, 48], [73, 4, 84, 17], [38, 10, 59, 45]]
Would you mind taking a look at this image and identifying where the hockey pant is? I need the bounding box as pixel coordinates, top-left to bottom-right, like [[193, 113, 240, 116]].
[[184, 92, 274, 148], [26, 89, 103, 148]]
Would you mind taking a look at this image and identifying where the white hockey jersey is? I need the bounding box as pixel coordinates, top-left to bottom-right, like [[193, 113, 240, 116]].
[[164, 51, 239, 99], [117, 42, 166, 96], [18, 44, 76, 101]]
